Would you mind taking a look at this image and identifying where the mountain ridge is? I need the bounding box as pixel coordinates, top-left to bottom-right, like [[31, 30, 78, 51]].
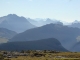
[[0, 14, 36, 33]]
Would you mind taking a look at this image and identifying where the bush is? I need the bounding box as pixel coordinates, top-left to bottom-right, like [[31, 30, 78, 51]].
[[0, 54, 4, 60]]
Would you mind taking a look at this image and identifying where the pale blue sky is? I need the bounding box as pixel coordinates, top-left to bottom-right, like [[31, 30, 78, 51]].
[[0, 0, 80, 22]]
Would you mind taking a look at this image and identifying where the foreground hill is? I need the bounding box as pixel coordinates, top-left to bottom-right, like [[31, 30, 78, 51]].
[[0, 28, 17, 43], [9, 24, 80, 51], [0, 38, 68, 51], [0, 14, 36, 33]]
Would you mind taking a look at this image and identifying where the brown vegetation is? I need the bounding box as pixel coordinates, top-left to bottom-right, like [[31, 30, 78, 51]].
[[0, 50, 80, 60]]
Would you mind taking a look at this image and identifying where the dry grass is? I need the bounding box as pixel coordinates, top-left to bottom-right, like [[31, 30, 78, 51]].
[[4, 52, 80, 60]]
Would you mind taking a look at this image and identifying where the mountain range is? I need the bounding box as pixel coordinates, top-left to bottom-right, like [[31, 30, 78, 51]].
[[8, 23, 80, 51], [28, 18, 63, 27], [0, 14, 80, 52], [69, 20, 80, 29], [0, 14, 36, 33]]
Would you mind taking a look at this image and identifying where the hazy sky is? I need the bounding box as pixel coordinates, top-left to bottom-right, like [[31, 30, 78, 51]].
[[0, 0, 80, 22]]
